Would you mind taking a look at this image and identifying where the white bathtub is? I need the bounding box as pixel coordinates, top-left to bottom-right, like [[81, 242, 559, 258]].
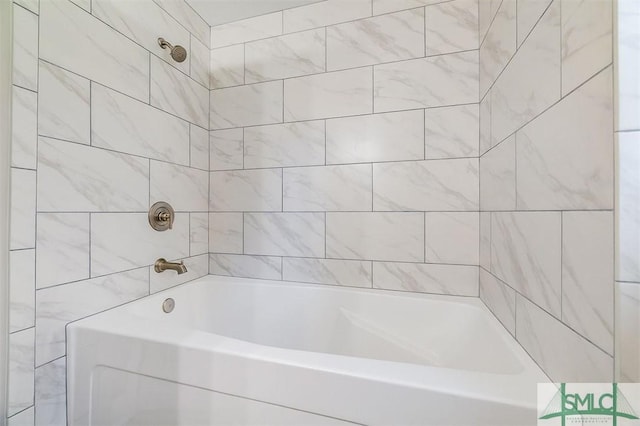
[[67, 275, 548, 425]]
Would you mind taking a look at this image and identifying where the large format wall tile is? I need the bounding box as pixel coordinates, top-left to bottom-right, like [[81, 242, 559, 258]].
[[210, 169, 282, 212], [480, 135, 516, 211], [153, 0, 210, 48], [616, 282, 640, 381], [618, 132, 640, 282], [13, 4, 38, 91], [617, 0, 640, 131], [35, 357, 66, 426], [8, 328, 34, 416], [211, 12, 282, 48], [373, 262, 478, 296], [425, 0, 478, 56], [517, 0, 552, 46], [285, 68, 373, 121], [326, 212, 424, 262], [38, 137, 149, 212], [480, 269, 515, 335], [8, 406, 34, 426], [190, 213, 209, 256], [478, 0, 501, 40], [210, 45, 244, 89], [190, 124, 210, 171], [40, 0, 149, 101], [10, 168, 36, 250], [375, 51, 478, 112], [92, 84, 190, 165], [283, 258, 372, 288], [425, 212, 479, 265], [210, 81, 283, 129], [373, 159, 479, 211], [479, 0, 516, 97], [425, 104, 479, 159], [209, 253, 282, 280], [11, 86, 37, 169], [480, 212, 491, 271], [9, 249, 35, 333], [210, 129, 243, 171], [284, 0, 372, 33], [150, 161, 208, 212], [327, 9, 424, 71], [244, 213, 325, 257], [209, 213, 243, 254], [373, 0, 447, 15]]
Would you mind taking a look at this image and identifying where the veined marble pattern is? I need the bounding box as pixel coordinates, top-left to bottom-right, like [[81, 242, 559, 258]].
[[373, 159, 479, 211], [283, 258, 372, 288], [150, 161, 208, 212], [617, 0, 640, 131], [10, 168, 36, 250], [326, 110, 424, 164], [480, 212, 491, 271], [35, 268, 148, 366], [210, 12, 282, 48], [13, 4, 38, 91], [425, 212, 479, 265], [562, 211, 614, 355], [8, 328, 35, 416], [36, 213, 89, 289], [8, 406, 34, 426], [374, 50, 478, 112], [479, 0, 516, 98], [283, 0, 372, 33], [244, 213, 325, 257], [425, 0, 479, 56], [283, 164, 372, 211], [244, 121, 325, 169], [210, 81, 283, 129], [480, 134, 516, 211], [373, 262, 478, 296], [327, 9, 424, 71], [210, 45, 244, 89], [425, 104, 479, 159], [618, 132, 640, 282], [9, 250, 35, 333], [12, 86, 37, 169], [40, 0, 149, 102], [478, 0, 502, 41], [209, 169, 282, 212], [92, 0, 191, 74], [190, 125, 210, 170], [516, 295, 613, 382], [326, 212, 424, 262], [153, 0, 210, 48], [91, 83, 190, 166], [35, 357, 66, 426], [491, 212, 561, 318], [373, 0, 447, 15], [37, 137, 149, 212], [190, 213, 209, 255], [209, 253, 282, 280], [516, 68, 613, 210], [209, 213, 243, 254], [561, 0, 612, 96], [150, 56, 209, 128], [150, 254, 209, 294], [285, 68, 373, 121], [517, 0, 552, 46], [490, 0, 560, 146], [90, 213, 189, 277], [38, 61, 90, 146], [479, 89, 491, 154], [616, 282, 640, 381], [210, 128, 243, 171], [189, 36, 210, 88], [246, 29, 325, 83], [480, 268, 515, 335]]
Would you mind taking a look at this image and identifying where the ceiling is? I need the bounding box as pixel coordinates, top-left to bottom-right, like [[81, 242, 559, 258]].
[[186, 0, 323, 27]]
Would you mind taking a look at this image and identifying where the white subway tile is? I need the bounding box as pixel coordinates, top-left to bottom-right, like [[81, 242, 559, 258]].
[[209, 253, 282, 280], [618, 132, 640, 282], [210, 169, 282, 212], [9, 250, 35, 333], [13, 4, 38, 91], [283, 258, 372, 288], [209, 213, 243, 254], [244, 213, 325, 257], [284, 0, 372, 33], [480, 134, 516, 210], [190, 213, 209, 255], [150, 254, 209, 293], [425, 104, 479, 159], [374, 262, 478, 296], [210, 81, 283, 129], [10, 169, 36, 250], [150, 161, 208, 212], [8, 328, 34, 416], [210, 129, 243, 171], [35, 357, 66, 426], [425, 212, 479, 265], [211, 12, 282, 48], [12, 86, 37, 169], [479, 0, 516, 97], [480, 269, 515, 335], [426, 0, 478, 56], [190, 125, 209, 170], [210, 44, 244, 89]]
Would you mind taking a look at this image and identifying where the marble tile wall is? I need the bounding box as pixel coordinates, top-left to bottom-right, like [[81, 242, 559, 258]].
[[478, 0, 615, 382], [208, 0, 481, 298], [8, 0, 210, 424]]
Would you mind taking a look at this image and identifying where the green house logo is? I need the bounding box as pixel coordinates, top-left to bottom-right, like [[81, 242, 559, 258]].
[[539, 383, 639, 425]]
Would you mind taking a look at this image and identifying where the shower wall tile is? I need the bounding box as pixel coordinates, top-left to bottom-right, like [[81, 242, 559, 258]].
[[517, 0, 552, 46], [13, 4, 38, 91], [91, 84, 190, 166], [14, 0, 38, 15], [150, 253, 209, 293], [9, 250, 35, 333], [209, 169, 282, 212], [480, 135, 516, 211], [189, 36, 210, 88], [425, 212, 479, 265], [373, 159, 479, 211], [479, 89, 491, 154], [372, 0, 446, 15], [35, 268, 148, 365], [283, 164, 372, 212], [69, 0, 90, 12], [244, 121, 325, 169], [616, 282, 640, 382], [190, 125, 210, 170], [246, 29, 325, 83], [153, 0, 210, 48], [150, 161, 209, 212], [618, 132, 640, 282], [478, 0, 501, 41], [92, 0, 191, 74], [36, 213, 90, 289], [424, 104, 479, 159], [373, 262, 478, 296], [560, 0, 612, 96], [516, 68, 613, 210], [617, 0, 640, 131], [37, 137, 149, 212], [479, 0, 516, 97], [425, 0, 478, 56], [210, 45, 244, 89], [326, 9, 425, 71], [326, 110, 424, 164], [210, 12, 282, 48], [10, 168, 36, 250], [35, 357, 66, 426], [516, 295, 613, 382], [209, 213, 243, 254], [8, 406, 34, 426], [244, 213, 325, 257], [479, 269, 515, 335], [479, 212, 491, 271], [190, 213, 209, 255], [210, 81, 283, 129], [11, 86, 37, 169], [150, 56, 209, 127], [326, 212, 424, 262], [374, 51, 478, 112], [209, 253, 282, 280], [210, 129, 244, 171], [8, 328, 35, 416], [38, 61, 90, 146], [283, 0, 372, 33], [283, 258, 372, 288], [40, 0, 149, 102], [284, 68, 373, 121]]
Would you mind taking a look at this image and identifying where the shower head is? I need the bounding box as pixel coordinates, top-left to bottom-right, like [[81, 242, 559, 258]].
[[158, 37, 187, 63]]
